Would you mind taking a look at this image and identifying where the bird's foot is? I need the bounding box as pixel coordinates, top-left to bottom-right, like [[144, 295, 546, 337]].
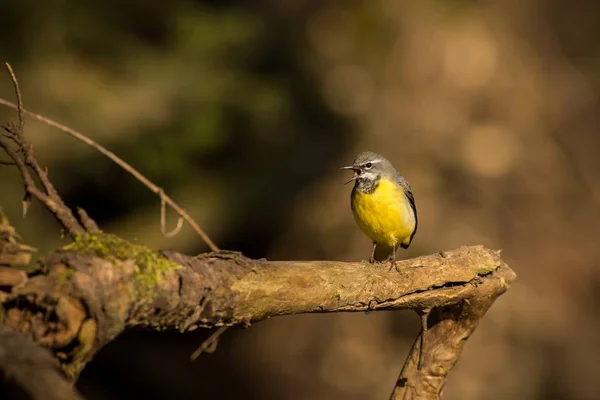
[[388, 259, 400, 273], [368, 256, 376, 264]]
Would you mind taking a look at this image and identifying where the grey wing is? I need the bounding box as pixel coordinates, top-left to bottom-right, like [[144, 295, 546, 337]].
[[397, 176, 418, 248]]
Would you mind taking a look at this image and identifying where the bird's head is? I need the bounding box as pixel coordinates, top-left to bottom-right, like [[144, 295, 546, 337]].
[[341, 152, 394, 191]]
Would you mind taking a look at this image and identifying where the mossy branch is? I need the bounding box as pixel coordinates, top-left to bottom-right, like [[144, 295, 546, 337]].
[[0, 217, 516, 400]]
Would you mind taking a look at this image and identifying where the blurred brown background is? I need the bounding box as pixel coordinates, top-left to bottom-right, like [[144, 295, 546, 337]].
[[1, 0, 599, 399]]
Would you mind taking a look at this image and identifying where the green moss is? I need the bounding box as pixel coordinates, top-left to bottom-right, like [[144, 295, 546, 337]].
[[64, 233, 180, 294]]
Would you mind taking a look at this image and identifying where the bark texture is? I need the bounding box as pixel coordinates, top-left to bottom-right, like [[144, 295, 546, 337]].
[[0, 214, 516, 400]]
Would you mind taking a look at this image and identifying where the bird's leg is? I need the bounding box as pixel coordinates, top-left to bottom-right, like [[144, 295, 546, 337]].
[[388, 245, 399, 272], [368, 242, 377, 263]]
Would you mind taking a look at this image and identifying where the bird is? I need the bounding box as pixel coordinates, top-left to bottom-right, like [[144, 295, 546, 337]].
[[342, 151, 417, 271]]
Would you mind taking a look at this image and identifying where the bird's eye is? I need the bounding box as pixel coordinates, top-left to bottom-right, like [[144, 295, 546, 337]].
[[365, 162, 372, 169]]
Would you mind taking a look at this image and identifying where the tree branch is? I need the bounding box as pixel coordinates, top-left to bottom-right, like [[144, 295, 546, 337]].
[[0, 222, 516, 391], [390, 270, 509, 399], [0, 326, 84, 400]]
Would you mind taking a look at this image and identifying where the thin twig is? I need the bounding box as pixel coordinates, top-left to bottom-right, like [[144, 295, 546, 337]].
[[77, 207, 101, 233], [0, 96, 219, 252], [190, 326, 228, 361], [1, 65, 85, 236], [160, 189, 184, 238], [1, 134, 85, 236], [5, 64, 23, 134]]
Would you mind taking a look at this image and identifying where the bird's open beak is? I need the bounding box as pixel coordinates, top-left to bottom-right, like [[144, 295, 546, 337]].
[[340, 165, 360, 185]]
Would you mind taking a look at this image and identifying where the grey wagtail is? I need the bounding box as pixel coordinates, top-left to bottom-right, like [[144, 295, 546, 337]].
[[342, 152, 418, 271]]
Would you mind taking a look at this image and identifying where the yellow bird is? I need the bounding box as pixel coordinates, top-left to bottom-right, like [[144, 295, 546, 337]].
[[342, 152, 417, 271]]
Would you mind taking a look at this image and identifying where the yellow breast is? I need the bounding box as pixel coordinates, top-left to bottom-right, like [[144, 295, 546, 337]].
[[351, 178, 416, 248]]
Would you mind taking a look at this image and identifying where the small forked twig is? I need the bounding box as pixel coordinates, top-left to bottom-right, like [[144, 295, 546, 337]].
[[1, 63, 85, 237], [0, 95, 219, 252], [5, 63, 23, 134]]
